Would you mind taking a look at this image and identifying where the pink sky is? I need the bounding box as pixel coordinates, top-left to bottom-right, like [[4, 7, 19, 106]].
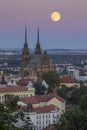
[[0, 0, 87, 49]]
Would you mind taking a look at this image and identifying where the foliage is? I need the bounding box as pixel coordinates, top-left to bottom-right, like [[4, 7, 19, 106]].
[[42, 71, 60, 92], [57, 86, 69, 99], [22, 116, 35, 130], [33, 82, 47, 95], [4, 94, 20, 113], [0, 94, 25, 130], [55, 107, 87, 130], [79, 95, 87, 111], [54, 85, 87, 130], [69, 85, 87, 104]]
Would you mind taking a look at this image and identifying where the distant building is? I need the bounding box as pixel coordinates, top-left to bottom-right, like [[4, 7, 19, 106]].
[[20, 24, 55, 81], [60, 75, 80, 88], [0, 81, 35, 102], [67, 66, 79, 80]]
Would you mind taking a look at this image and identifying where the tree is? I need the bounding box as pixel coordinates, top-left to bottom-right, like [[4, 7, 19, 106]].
[[70, 88, 80, 104], [0, 94, 24, 130], [33, 82, 47, 95], [42, 71, 60, 92], [55, 107, 87, 130], [4, 94, 20, 113], [79, 95, 87, 111], [22, 116, 34, 130], [57, 86, 69, 99], [69, 86, 87, 105]]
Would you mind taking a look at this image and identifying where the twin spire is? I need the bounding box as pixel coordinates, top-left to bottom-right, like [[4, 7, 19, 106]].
[[35, 23, 42, 54], [25, 23, 27, 44], [24, 23, 42, 54]]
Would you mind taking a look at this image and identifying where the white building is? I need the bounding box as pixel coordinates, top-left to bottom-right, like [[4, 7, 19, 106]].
[[15, 105, 59, 130], [67, 67, 79, 80]]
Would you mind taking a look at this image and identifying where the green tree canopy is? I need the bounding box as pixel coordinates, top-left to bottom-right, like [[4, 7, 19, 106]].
[[55, 108, 87, 130], [42, 71, 60, 92], [33, 82, 47, 95], [79, 95, 87, 111], [0, 95, 24, 130]]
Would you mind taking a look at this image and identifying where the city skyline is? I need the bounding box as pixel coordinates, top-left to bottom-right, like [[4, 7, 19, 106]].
[[0, 0, 87, 49]]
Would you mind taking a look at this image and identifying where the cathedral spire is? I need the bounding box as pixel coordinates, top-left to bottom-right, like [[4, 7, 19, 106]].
[[37, 22, 39, 44], [25, 22, 27, 44], [35, 23, 42, 54], [21, 23, 29, 68]]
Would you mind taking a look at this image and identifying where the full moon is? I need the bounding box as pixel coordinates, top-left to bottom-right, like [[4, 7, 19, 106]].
[[51, 11, 61, 22]]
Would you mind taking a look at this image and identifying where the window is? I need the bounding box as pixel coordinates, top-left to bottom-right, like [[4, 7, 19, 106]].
[[53, 114, 55, 118], [46, 115, 48, 118], [26, 94, 28, 97]]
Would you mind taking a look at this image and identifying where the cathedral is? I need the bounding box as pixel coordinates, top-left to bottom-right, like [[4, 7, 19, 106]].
[[20, 25, 55, 81]]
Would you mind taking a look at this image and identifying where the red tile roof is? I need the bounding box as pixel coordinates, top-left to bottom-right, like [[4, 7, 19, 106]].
[[60, 75, 74, 83], [18, 78, 34, 83], [33, 105, 59, 113], [20, 93, 64, 104], [0, 86, 28, 93]]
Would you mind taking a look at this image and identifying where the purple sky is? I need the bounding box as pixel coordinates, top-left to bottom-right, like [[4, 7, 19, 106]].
[[0, 0, 87, 49]]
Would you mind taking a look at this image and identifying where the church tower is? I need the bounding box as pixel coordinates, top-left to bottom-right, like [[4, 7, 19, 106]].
[[35, 25, 42, 54], [21, 24, 29, 67]]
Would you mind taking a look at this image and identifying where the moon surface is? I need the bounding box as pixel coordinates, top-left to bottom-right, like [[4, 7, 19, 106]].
[[51, 11, 61, 22]]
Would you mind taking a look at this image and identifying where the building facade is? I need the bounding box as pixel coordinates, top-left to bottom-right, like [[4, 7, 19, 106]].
[[20, 25, 55, 80], [18, 93, 65, 115], [0, 81, 35, 102], [16, 105, 59, 130]]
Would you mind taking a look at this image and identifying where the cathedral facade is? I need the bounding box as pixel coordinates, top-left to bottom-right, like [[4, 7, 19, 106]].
[[20, 25, 55, 81]]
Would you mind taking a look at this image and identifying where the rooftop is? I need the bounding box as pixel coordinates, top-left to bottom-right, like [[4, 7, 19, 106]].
[[0, 86, 28, 93], [60, 75, 74, 83], [20, 93, 64, 104]]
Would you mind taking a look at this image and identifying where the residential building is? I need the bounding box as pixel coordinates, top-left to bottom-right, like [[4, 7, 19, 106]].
[[16, 105, 59, 130], [60, 75, 80, 88], [0, 80, 35, 102], [18, 93, 65, 115]]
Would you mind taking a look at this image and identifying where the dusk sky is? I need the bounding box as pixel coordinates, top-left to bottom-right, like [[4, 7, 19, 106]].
[[0, 0, 87, 49]]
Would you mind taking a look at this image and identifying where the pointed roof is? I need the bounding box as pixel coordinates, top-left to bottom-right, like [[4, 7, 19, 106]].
[[42, 80, 48, 88], [22, 23, 29, 55], [25, 22, 27, 44], [26, 54, 41, 68], [27, 81, 33, 88], [40, 50, 50, 64], [35, 24, 42, 54]]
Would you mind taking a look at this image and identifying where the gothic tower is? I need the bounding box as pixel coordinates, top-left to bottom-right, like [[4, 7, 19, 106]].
[[34, 25, 42, 54], [21, 24, 29, 67]]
